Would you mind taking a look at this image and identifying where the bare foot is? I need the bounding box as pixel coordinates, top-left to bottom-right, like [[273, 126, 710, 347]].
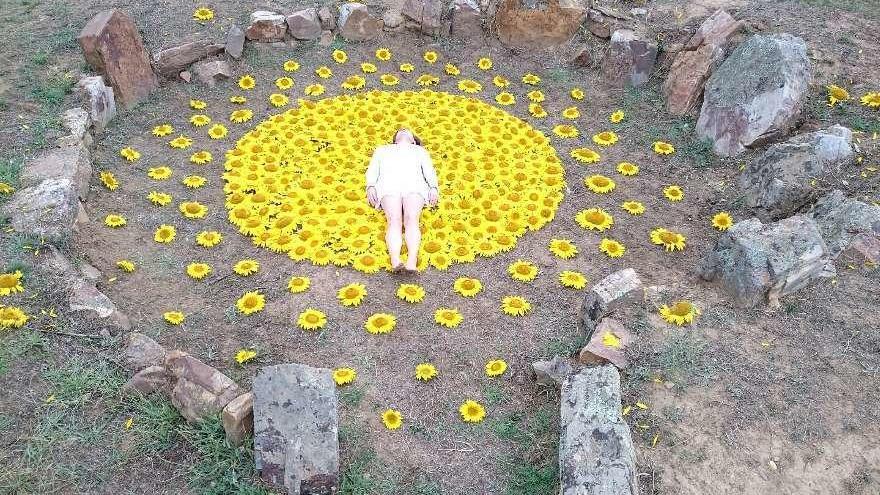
[[404, 264, 418, 272]]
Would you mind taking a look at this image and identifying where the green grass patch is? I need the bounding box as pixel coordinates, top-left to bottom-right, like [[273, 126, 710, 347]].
[[339, 385, 366, 407], [0, 330, 47, 376], [178, 417, 268, 495]]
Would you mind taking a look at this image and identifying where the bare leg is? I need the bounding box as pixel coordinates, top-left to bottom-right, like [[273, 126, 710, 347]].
[[402, 193, 425, 270], [381, 195, 404, 269]]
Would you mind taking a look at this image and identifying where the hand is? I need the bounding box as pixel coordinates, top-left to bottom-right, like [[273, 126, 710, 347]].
[[367, 186, 378, 207], [428, 187, 439, 207]]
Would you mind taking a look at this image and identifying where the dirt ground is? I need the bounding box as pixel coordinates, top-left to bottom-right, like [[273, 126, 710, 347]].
[[1, 0, 879, 494]]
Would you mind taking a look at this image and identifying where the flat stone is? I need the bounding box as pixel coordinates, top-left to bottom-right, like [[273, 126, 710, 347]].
[[225, 25, 245, 59], [166, 350, 242, 423], [152, 39, 224, 78], [578, 318, 633, 369], [696, 33, 811, 156], [122, 365, 169, 396], [685, 8, 742, 50], [602, 29, 658, 87], [580, 268, 643, 337], [532, 355, 573, 386], [254, 363, 339, 495], [810, 189, 880, 260], [246, 11, 288, 42], [179, 70, 192, 83], [701, 215, 835, 307], [586, 9, 611, 38], [318, 6, 336, 30], [222, 392, 255, 446], [59, 108, 92, 147], [401, 0, 443, 35], [192, 59, 232, 88], [383, 10, 405, 29], [560, 365, 638, 495], [0, 178, 79, 242], [77, 75, 116, 134], [338, 3, 380, 41], [122, 332, 166, 371], [77, 9, 158, 109], [19, 143, 91, 200], [287, 9, 322, 40], [494, 0, 586, 49], [740, 125, 855, 220], [450, 0, 482, 38]]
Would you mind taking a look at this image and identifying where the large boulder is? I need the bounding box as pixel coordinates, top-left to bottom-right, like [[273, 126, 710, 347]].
[[740, 125, 855, 220], [559, 365, 638, 495], [77, 9, 158, 109], [338, 3, 380, 41], [696, 33, 811, 157], [254, 363, 339, 494], [287, 9, 322, 40], [77, 76, 116, 134], [494, 0, 586, 50], [0, 178, 81, 242], [165, 351, 242, 423], [450, 0, 482, 39], [401, 0, 444, 35], [701, 215, 835, 307], [246, 11, 288, 41], [810, 190, 880, 262], [663, 9, 742, 115], [601, 29, 658, 87], [580, 268, 643, 338], [18, 143, 91, 200], [152, 39, 224, 78]]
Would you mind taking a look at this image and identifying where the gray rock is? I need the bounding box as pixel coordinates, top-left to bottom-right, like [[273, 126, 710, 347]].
[[560, 365, 638, 495], [586, 9, 610, 38], [696, 33, 811, 156], [287, 9, 322, 40], [152, 39, 224, 78], [19, 143, 91, 200], [77, 75, 116, 134], [0, 178, 79, 242], [532, 356, 573, 386], [740, 125, 855, 220], [318, 6, 336, 30], [122, 332, 166, 371], [383, 9, 405, 29], [225, 25, 245, 59], [179, 70, 192, 83], [319, 30, 335, 47], [254, 363, 339, 495], [222, 392, 254, 446], [59, 108, 93, 147], [402, 0, 443, 35], [810, 190, 880, 260], [123, 365, 169, 396], [578, 317, 633, 369], [702, 215, 835, 307], [166, 350, 242, 423], [246, 11, 288, 41], [338, 3, 380, 41], [449, 0, 482, 38], [192, 59, 232, 88], [602, 29, 658, 87], [580, 268, 643, 338]]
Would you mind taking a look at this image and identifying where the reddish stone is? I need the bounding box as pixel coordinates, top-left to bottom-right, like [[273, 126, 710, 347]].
[[77, 9, 158, 109], [578, 318, 633, 369], [222, 392, 254, 446], [494, 0, 586, 49]]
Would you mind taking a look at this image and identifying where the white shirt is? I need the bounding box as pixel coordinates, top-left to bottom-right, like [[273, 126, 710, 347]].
[[365, 143, 439, 203]]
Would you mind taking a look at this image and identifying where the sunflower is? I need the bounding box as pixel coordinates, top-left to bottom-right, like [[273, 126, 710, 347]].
[[179, 201, 208, 219], [382, 409, 403, 430], [559, 270, 587, 289], [712, 212, 733, 231], [434, 308, 463, 328], [570, 87, 585, 100], [527, 90, 545, 102], [297, 308, 327, 330], [283, 60, 300, 72], [365, 313, 396, 334], [236, 291, 265, 315], [229, 95, 246, 104], [616, 162, 639, 176], [163, 311, 184, 325], [238, 74, 256, 90], [104, 214, 126, 228], [380, 74, 400, 86], [575, 208, 614, 231], [169, 135, 193, 148], [495, 92, 516, 105], [399, 62, 415, 72], [152, 124, 174, 136], [331, 49, 348, 63], [650, 228, 686, 252], [423, 50, 438, 64], [148, 191, 172, 206], [621, 200, 646, 215], [341, 75, 366, 90], [361, 62, 377, 73], [288, 276, 310, 293], [337, 282, 367, 307], [375, 47, 391, 60], [444, 63, 460, 76], [528, 103, 547, 118], [593, 131, 619, 146], [0, 306, 29, 328], [190, 114, 210, 126], [453, 277, 482, 297], [189, 99, 207, 109], [599, 238, 625, 258], [193, 7, 213, 20], [653, 141, 675, 155], [459, 400, 486, 423], [415, 363, 437, 381], [861, 92, 880, 109], [207, 124, 228, 139], [119, 147, 140, 161], [235, 349, 257, 364], [0, 271, 24, 296], [552, 124, 578, 138], [186, 262, 212, 280], [549, 238, 578, 259], [195, 230, 221, 247], [826, 84, 850, 106], [507, 260, 538, 282], [570, 147, 601, 163], [585, 175, 615, 194], [501, 295, 531, 316], [316, 66, 333, 78], [396, 283, 425, 303], [353, 253, 382, 274], [522, 73, 541, 85], [492, 75, 510, 87], [659, 300, 700, 326], [562, 106, 580, 119], [304, 83, 325, 96], [116, 260, 136, 273], [190, 150, 212, 164], [333, 367, 356, 386], [147, 166, 172, 180], [269, 93, 289, 107], [183, 175, 207, 188], [485, 359, 507, 377], [233, 259, 259, 276], [663, 185, 684, 201], [0, 183, 14, 195], [610, 110, 625, 123], [416, 74, 439, 86], [457, 79, 482, 93]]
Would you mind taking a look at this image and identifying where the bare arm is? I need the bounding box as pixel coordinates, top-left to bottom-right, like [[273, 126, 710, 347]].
[[420, 149, 439, 190]]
